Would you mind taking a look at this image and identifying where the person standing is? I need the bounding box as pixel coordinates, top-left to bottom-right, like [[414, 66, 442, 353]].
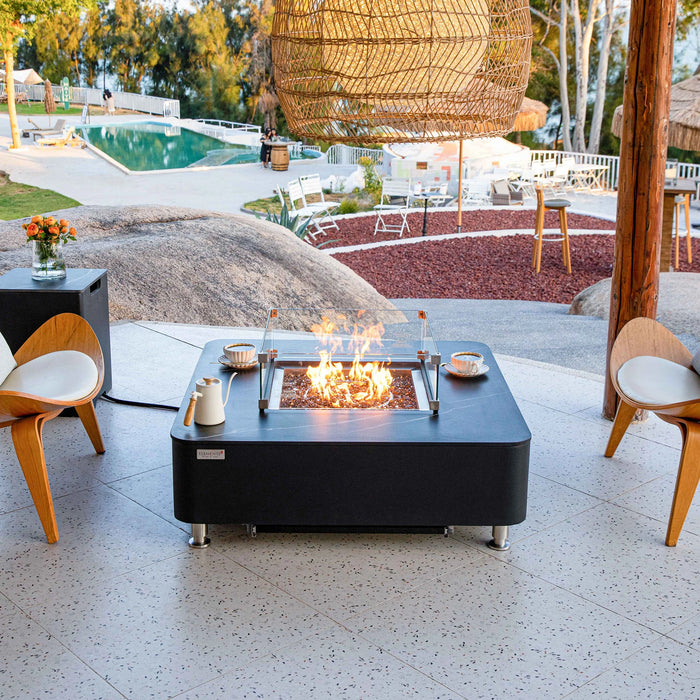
[[103, 88, 115, 115], [260, 128, 272, 168]]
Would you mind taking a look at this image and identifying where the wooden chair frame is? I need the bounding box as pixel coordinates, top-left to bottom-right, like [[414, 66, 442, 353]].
[[674, 193, 693, 268], [605, 317, 700, 546], [531, 187, 572, 274], [0, 313, 105, 543]]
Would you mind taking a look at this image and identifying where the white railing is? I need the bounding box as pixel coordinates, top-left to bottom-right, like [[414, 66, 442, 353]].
[[288, 142, 322, 159], [530, 151, 700, 197], [326, 144, 383, 166], [678, 162, 700, 199], [194, 118, 261, 135], [19, 83, 180, 118], [531, 150, 620, 191]]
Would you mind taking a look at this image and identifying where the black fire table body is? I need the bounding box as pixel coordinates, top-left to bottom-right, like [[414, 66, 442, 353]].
[[171, 340, 530, 549]]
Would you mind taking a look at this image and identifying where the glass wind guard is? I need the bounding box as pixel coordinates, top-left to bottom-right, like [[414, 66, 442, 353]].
[[258, 308, 440, 411]]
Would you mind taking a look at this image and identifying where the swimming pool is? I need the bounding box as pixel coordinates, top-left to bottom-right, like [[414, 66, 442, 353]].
[[79, 121, 259, 172]]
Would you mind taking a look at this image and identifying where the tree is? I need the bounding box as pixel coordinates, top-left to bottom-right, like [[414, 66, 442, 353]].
[[0, 0, 91, 148], [185, 2, 247, 119], [106, 0, 160, 93], [530, 0, 627, 154], [78, 2, 106, 87], [33, 10, 85, 84], [245, 0, 276, 128]]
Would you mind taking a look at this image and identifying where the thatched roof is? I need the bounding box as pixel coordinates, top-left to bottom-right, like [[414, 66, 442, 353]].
[[512, 96, 548, 132], [611, 74, 700, 151]]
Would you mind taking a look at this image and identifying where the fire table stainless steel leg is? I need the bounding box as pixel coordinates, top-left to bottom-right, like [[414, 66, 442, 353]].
[[488, 525, 510, 551], [189, 523, 210, 548]]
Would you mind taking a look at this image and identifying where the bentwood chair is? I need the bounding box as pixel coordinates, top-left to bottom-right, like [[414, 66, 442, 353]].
[[0, 313, 105, 543], [532, 186, 572, 274], [605, 317, 700, 546]]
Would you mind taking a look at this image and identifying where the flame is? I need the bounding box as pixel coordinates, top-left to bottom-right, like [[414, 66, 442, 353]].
[[306, 315, 392, 407]]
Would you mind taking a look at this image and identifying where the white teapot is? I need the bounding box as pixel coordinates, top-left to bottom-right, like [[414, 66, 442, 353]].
[[184, 375, 236, 426]]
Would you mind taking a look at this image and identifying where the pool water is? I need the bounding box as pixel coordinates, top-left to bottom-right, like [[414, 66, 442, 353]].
[[79, 122, 259, 171]]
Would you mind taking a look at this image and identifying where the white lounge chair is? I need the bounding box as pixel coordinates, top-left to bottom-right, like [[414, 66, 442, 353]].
[[374, 177, 412, 237], [22, 118, 66, 140], [35, 127, 84, 148]]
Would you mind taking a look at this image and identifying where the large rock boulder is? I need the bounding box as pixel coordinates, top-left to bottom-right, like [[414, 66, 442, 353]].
[[569, 272, 700, 336], [0, 206, 394, 329]]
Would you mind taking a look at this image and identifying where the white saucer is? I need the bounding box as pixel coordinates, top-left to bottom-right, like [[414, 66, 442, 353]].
[[218, 355, 258, 370], [444, 362, 489, 378]]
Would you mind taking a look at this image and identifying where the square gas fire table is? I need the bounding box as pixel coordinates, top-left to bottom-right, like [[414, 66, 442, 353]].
[[171, 309, 530, 550]]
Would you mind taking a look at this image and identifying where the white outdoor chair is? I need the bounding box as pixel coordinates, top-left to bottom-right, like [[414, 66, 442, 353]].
[[510, 169, 536, 199], [428, 182, 451, 206], [531, 161, 551, 188], [410, 181, 452, 208], [276, 182, 322, 239], [547, 163, 571, 195], [462, 178, 492, 206], [298, 174, 339, 232], [374, 177, 412, 237]]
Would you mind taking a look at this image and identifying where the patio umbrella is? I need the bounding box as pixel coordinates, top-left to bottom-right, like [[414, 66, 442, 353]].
[[44, 80, 56, 126], [0, 68, 43, 85], [612, 74, 700, 151]]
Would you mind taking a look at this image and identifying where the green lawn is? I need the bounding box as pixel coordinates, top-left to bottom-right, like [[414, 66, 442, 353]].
[[0, 102, 88, 117], [0, 173, 80, 221]]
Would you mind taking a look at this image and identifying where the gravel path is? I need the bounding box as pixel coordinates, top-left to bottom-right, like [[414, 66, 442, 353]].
[[327, 210, 699, 304]]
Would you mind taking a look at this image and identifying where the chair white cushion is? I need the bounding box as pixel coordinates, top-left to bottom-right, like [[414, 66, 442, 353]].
[[617, 355, 700, 407], [693, 349, 700, 376], [0, 333, 17, 385], [0, 350, 98, 402]]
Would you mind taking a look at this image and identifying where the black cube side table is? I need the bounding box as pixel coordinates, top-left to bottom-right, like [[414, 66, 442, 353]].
[[0, 268, 112, 402]]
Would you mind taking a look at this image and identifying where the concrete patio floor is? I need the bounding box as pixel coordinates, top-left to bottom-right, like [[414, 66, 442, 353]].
[[1, 314, 699, 699], [1, 113, 699, 698]]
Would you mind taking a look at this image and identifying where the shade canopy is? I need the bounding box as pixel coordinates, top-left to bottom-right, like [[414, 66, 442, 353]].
[[612, 74, 700, 151], [512, 96, 548, 132], [0, 68, 43, 85], [272, 0, 533, 145]]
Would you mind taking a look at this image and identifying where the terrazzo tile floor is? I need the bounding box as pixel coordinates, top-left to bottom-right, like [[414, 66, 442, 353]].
[[1, 319, 699, 699]]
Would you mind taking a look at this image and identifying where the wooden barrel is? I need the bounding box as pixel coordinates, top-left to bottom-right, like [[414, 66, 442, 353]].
[[270, 144, 289, 171]]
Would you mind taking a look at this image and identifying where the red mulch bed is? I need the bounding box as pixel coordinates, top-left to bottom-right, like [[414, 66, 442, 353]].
[[323, 209, 615, 249], [327, 210, 700, 304]]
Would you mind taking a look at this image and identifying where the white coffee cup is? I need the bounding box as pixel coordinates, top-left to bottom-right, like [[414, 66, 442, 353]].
[[451, 351, 484, 375], [223, 343, 256, 364]]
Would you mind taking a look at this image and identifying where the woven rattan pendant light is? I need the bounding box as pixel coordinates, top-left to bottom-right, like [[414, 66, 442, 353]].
[[271, 0, 533, 144]]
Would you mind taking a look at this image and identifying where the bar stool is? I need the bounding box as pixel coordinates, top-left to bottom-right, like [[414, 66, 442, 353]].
[[532, 186, 572, 274], [674, 194, 693, 267]]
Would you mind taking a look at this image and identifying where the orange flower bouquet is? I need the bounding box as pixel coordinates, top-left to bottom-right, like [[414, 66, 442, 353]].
[[23, 215, 77, 280]]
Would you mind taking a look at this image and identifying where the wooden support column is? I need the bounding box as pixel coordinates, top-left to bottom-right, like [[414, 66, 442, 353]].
[[602, 0, 677, 420]]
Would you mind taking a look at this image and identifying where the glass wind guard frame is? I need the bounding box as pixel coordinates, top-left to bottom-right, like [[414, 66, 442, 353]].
[[258, 308, 440, 412]]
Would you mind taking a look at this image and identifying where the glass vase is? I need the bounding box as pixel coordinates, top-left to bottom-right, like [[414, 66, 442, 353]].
[[31, 239, 66, 280]]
